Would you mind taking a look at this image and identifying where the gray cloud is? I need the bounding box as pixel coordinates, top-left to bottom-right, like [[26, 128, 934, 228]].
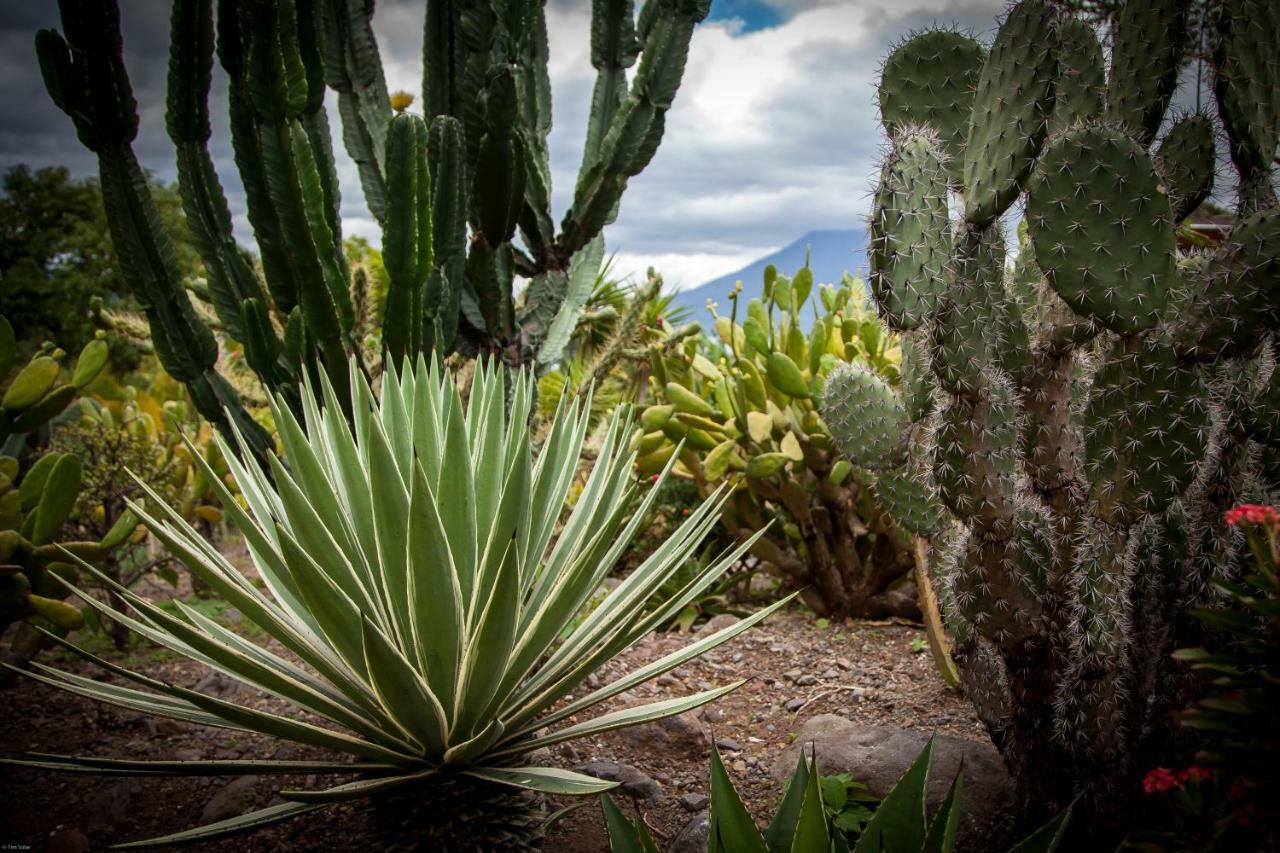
[[1, 0, 1014, 289]]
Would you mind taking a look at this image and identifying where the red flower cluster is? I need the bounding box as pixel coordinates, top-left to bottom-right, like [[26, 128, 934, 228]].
[[1224, 503, 1280, 529], [1143, 767, 1180, 795], [1178, 766, 1212, 783]]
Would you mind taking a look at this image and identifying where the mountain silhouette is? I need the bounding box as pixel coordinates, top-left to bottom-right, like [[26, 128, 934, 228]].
[[666, 229, 867, 322]]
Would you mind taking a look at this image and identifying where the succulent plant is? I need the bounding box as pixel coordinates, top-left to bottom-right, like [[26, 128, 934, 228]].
[[602, 739, 1071, 853], [2, 356, 791, 848], [36, 0, 710, 461], [821, 0, 1280, 832], [0, 315, 108, 673], [641, 269, 928, 619]]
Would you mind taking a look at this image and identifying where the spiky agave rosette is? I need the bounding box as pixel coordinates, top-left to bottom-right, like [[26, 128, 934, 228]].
[[2, 358, 790, 847]]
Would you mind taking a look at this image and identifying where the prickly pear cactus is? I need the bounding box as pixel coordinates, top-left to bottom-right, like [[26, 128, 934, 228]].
[[822, 0, 1280, 833], [642, 268, 933, 622], [0, 316, 106, 674]]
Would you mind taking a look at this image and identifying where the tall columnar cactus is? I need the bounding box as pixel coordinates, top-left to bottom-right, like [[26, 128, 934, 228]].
[[37, 0, 707, 453], [821, 0, 1280, 832]]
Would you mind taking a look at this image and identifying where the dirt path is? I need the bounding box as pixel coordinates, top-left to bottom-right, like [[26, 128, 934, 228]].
[[0, 606, 984, 851]]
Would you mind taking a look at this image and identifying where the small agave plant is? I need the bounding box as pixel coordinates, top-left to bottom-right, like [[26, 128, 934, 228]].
[[4, 358, 789, 849]]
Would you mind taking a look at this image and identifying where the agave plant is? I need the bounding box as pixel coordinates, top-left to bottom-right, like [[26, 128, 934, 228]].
[[3, 358, 789, 849]]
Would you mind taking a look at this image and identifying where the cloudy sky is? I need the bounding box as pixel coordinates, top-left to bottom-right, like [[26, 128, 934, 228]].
[[0, 0, 1006, 290]]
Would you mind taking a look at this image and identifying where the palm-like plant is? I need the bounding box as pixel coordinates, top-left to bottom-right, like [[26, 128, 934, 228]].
[[4, 358, 788, 849]]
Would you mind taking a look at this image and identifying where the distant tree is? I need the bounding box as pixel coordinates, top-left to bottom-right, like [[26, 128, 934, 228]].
[[0, 164, 200, 359]]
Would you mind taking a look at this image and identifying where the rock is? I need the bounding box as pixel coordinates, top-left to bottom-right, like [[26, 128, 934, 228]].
[[784, 697, 806, 712], [172, 748, 202, 761], [715, 738, 742, 752], [617, 711, 710, 754], [701, 707, 725, 724], [836, 657, 854, 670], [200, 775, 260, 825], [575, 762, 661, 801], [770, 717, 1014, 849], [667, 810, 709, 853], [698, 613, 739, 634], [47, 829, 90, 853], [85, 781, 139, 833], [783, 669, 802, 681], [796, 674, 818, 686], [194, 672, 242, 698], [678, 792, 709, 812]]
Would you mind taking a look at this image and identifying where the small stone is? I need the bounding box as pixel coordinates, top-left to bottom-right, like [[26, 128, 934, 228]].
[[47, 829, 90, 853], [617, 711, 710, 754], [698, 613, 740, 634], [715, 738, 742, 752], [836, 657, 854, 670], [679, 793, 709, 811], [172, 748, 202, 761], [668, 811, 709, 853], [731, 759, 748, 774], [783, 669, 802, 681], [575, 761, 661, 801], [785, 698, 806, 713], [200, 775, 260, 825], [701, 707, 725, 724], [822, 668, 840, 679], [796, 674, 818, 687]]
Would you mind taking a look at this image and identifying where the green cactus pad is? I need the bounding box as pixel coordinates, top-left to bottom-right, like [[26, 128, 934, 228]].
[[822, 362, 909, 470], [1083, 340, 1209, 527], [70, 338, 109, 389], [1049, 18, 1104, 135], [933, 374, 1020, 532], [962, 0, 1058, 228], [765, 352, 810, 399], [873, 460, 945, 536], [878, 29, 985, 184], [1212, 0, 1280, 186], [930, 225, 1003, 396], [952, 524, 1045, 648], [1026, 125, 1176, 334], [899, 331, 934, 422], [2, 356, 60, 412], [1104, 0, 1189, 146], [29, 452, 81, 546], [869, 129, 951, 331], [1175, 207, 1280, 359], [1154, 114, 1216, 223]]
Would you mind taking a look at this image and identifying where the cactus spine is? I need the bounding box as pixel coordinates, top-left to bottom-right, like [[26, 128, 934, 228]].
[[822, 0, 1280, 833], [38, 0, 708, 449]]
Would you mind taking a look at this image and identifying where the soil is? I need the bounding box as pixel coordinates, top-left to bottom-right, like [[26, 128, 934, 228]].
[[0, 542, 986, 852]]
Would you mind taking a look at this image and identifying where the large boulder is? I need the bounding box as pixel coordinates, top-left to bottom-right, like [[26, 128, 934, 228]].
[[770, 716, 1014, 850]]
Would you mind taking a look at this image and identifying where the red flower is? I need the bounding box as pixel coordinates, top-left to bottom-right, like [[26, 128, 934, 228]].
[[1224, 503, 1280, 529], [650, 474, 660, 483], [1177, 766, 1212, 783], [1142, 767, 1180, 795]]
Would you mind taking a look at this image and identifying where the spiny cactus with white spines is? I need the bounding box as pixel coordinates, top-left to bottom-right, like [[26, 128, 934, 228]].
[[821, 0, 1280, 833]]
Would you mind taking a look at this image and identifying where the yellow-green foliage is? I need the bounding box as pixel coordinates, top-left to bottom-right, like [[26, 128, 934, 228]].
[[640, 268, 918, 618]]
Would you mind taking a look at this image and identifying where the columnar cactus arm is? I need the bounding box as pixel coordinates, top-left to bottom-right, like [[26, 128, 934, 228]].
[[166, 0, 274, 350], [318, 0, 391, 225], [36, 0, 271, 461], [382, 110, 433, 365], [557, 0, 712, 259]]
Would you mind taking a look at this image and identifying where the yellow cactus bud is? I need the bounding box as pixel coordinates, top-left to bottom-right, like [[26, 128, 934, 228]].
[[390, 90, 415, 112]]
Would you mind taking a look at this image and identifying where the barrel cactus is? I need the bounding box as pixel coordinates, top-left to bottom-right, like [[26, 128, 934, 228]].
[[36, 0, 710, 460], [820, 0, 1280, 832]]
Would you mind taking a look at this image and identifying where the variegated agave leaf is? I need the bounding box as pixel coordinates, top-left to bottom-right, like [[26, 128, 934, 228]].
[[2, 357, 789, 847]]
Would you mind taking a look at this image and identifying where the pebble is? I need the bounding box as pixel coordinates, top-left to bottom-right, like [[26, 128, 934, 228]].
[[795, 674, 817, 687], [679, 793, 709, 811], [783, 669, 802, 681], [575, 761, 661, 801], [836, 657, 854, 670], [714, 738, 741, 752], [785, 698, 806, 712]]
